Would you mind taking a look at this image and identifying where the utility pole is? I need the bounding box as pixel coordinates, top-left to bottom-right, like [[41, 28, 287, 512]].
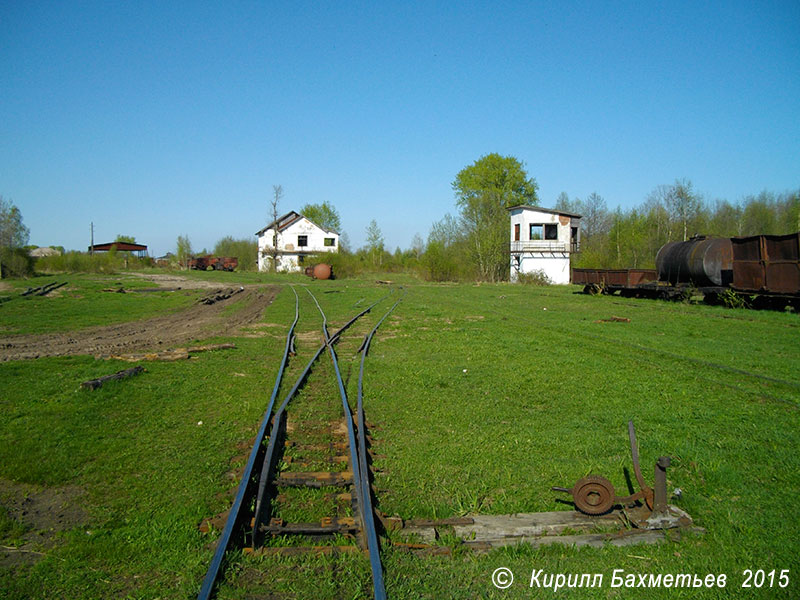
[[90, 222, 94, 256]]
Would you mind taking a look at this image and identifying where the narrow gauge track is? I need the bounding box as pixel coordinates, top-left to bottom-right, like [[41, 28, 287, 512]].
[[198, 285, 401, 600]]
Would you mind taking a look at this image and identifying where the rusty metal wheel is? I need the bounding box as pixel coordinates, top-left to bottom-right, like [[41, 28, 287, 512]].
[[572, 475, 615, 515]]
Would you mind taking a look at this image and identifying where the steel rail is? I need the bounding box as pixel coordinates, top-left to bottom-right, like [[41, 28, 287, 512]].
[[198, 285, 300, 600], [355, 291, 404, 600], [251, 289, 393, 546], [304, 288, 375, 594]]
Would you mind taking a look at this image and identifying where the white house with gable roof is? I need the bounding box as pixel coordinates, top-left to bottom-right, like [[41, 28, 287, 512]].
[[507, 205, 581, 284], [256, 211, 339, 272]]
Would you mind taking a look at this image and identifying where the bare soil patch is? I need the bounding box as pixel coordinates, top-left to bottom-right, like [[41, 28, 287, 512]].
[[126, 272, 236, 290], [0, 287, 279, 361], [0, 479, 87, 569]]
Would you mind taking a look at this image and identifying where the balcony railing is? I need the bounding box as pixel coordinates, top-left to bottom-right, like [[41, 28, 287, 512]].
[[510, 240, 570, 253]]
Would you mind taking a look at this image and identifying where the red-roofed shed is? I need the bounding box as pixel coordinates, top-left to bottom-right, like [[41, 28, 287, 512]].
[[89, 242, 148, 257]]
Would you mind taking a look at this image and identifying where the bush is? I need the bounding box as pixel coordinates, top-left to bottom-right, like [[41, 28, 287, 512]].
[[314, 251, 360, 279], [0, 247, 35, 278], [36, 251, 153, 274], [516, 270, 551, 285], [212, 237, 258, 271]]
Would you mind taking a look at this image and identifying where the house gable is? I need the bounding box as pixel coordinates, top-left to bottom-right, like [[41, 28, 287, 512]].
[[256, 211, 339, 272]]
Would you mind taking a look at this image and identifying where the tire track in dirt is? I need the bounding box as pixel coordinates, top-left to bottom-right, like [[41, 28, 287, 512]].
[[0, 287, 279, 361]]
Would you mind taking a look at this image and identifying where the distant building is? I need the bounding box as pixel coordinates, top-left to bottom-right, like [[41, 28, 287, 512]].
[[508, 206, 581, 284], [29, 247, 61, 258], [256, 211, 339, 272], [89, 242, 148, 257]]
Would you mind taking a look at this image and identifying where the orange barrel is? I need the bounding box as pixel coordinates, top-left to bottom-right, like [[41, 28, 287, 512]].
[[312, 263, 332, 280]]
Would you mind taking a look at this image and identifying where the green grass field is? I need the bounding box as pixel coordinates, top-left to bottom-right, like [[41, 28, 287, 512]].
[[1, 273, 798, 599]]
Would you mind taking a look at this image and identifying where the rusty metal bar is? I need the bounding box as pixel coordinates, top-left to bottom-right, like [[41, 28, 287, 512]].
[[628, 420, 649, 491], [653, 456, 670, 515]]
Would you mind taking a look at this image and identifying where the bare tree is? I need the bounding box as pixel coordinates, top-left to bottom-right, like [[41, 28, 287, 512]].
[[270, 185, 283, 272], [666, 179, 701, 241], [580, 192, 610, 240]]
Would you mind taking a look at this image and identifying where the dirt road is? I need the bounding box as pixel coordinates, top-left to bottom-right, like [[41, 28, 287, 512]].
[[0, 286, 279, 361]]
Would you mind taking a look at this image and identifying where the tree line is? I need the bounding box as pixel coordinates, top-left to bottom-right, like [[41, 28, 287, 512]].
[[3, 159, 798, 280], [555, 182, 800, 270]]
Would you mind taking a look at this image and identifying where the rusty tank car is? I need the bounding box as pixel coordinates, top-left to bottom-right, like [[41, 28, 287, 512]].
[[573, 232, 800, 310]]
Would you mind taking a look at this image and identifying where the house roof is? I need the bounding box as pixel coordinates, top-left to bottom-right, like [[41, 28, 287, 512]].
[[506, 205, 582, 219], [89, 242, 148, 252], [255, 211, 339, 236]]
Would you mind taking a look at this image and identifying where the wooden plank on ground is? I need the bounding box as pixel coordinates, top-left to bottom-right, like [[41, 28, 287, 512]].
[[81, 366, 145, 390]]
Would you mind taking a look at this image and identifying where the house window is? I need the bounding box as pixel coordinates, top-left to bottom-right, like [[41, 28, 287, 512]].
[[324, 237, 336, 247], [298, 235, 308, 247], [545, 224, 558, 240], [530, 224, 543, 240], [514, 224, 520, 241], [298, 255, 305, 265]]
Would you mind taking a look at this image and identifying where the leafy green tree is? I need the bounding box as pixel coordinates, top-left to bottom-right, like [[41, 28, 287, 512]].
[[453, 153, 538, 281], [784, 191, 800, 233], [708, 200, 742, 237], [741, 191, 779, 235], [213, 236, 258, 270], [301, 201, 342, 232], [365, 220, 384, 267], [115, 234, 136, 244], [423, 214, 466, 281], [176, 235, 192, 270], [0, 196, 32, 278], [0, 196, 29, 249]]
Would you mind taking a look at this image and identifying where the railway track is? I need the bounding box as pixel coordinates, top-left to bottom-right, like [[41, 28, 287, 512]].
[[198, 284, 401, 600]]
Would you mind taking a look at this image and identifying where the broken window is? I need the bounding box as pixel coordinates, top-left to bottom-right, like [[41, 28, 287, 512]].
[[529, 224, 543, 240], [298, 235, 308, 247], [324, 237, 336, 247]]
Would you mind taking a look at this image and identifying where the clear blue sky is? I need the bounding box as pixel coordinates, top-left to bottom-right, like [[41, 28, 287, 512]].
[[2, 1, 799, 255]]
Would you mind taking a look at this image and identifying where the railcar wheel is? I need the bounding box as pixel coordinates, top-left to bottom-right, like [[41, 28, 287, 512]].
[[572, 475, 615, 515]]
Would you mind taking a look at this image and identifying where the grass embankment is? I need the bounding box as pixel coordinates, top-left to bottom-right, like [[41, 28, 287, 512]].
[[1, 273, 798, 599]]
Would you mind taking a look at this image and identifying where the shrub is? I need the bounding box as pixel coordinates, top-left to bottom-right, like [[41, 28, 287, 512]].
[[516, 270, 551, 285], [0, 247, 35, 278], [212, 237, 258, 271], [36, 251, 152, 274]]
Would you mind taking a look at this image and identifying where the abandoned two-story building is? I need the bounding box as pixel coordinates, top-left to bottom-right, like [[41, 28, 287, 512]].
[[256, 211, 339, 272], [508, 205, 581, 284]]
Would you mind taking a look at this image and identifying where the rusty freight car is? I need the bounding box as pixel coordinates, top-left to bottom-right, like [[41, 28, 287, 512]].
[[573, 233, 800, 310], [188, 256, 238, 271]]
